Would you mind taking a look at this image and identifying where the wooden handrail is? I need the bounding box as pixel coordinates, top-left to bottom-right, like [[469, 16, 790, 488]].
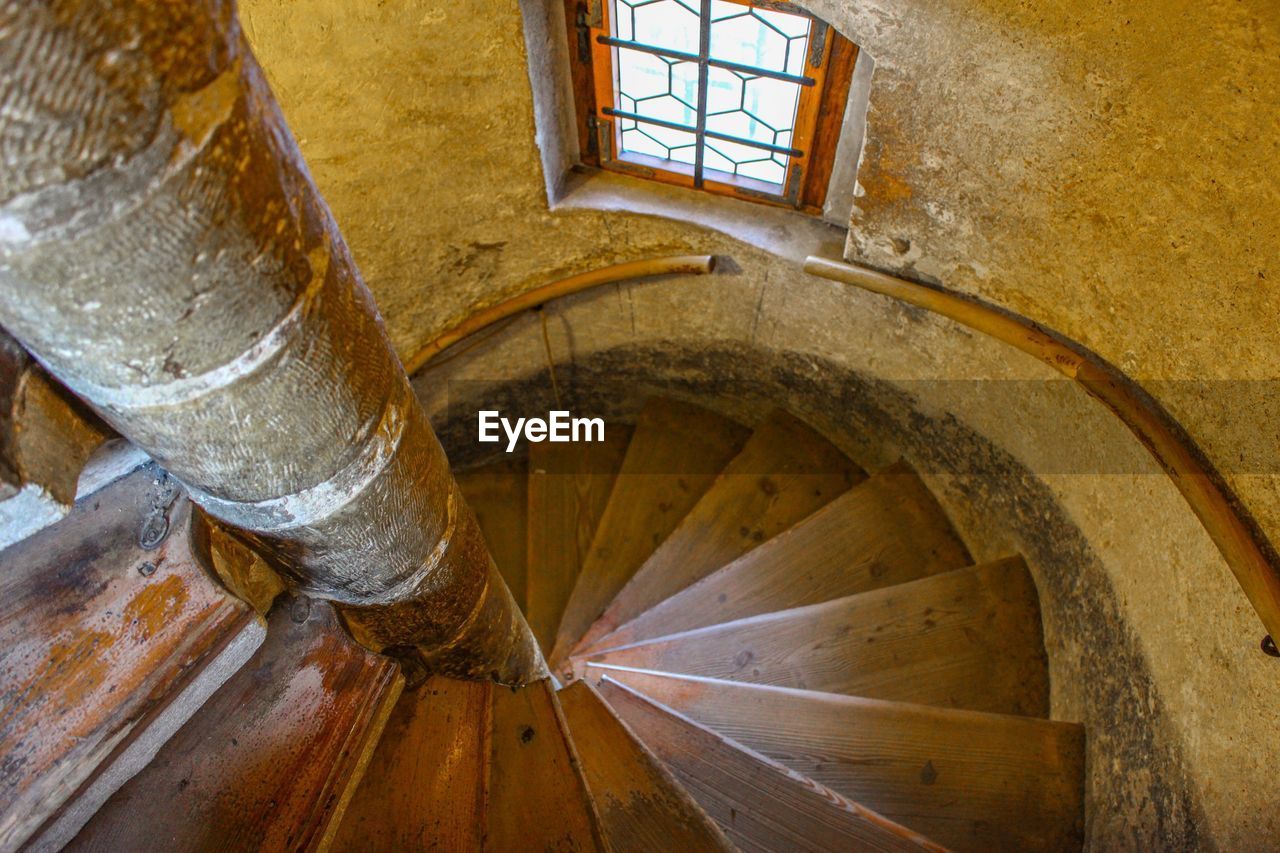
[[405, 255, 717, 374], [804, 255, 1280, 650]]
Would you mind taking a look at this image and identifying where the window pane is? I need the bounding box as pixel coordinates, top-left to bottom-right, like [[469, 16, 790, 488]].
[[705, 64, 743, 115], [743, 74, 800, 133], [704, 66, 800, 149], [737, 153, 788, 185], [616, 47, 698, 127], [613, 0, 701, 53], [620, 121, 698, 166], [703, 137, 786, 188], [708, 1, 810, 76], [752, 6, 810, 38], [607, 0, 812, 197]]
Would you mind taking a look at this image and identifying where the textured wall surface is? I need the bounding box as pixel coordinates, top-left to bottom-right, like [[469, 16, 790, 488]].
[[235, 0, 720, 357], [801, 0, 1280, 576], [237, 0, 1280, 846]]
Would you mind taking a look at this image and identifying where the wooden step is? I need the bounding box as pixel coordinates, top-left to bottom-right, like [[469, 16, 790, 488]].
[[488, 678, 606, 851], [68, 596, 402, 852], [0, 340, 114, 548], [592, 460, 972, 651], [592, 667, 1084, 852], [526, 429, 631, 653], [548, 399, 749, 672], [556, 680, 734, 852], [456, 457, 530, 607], [0, 465, 265, 851], [331, 676, 491, 851], [594, 675, 944, 852], [581, 557, 1049, 716], [571, 410, 863, 658]]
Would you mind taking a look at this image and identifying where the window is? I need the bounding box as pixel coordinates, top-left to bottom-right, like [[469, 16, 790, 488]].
[[566, 0, 857, 212]]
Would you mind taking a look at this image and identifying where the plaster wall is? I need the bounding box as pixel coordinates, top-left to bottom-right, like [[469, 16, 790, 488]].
[[235, 0, 1280, 846], [799, 0, 1280, 559]]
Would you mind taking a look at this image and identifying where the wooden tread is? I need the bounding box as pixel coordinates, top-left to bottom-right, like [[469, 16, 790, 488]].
[[331, 676, 491, 851], [488, 678, 606, 851], [594, 676, 944, 852], [456, 457, 529, 607], [582, 557, 1050, 716], [592, 667, 1085, 852], [526, 429, 631, 653], [592, 460, 972, 651], [572, 409, 863, 657], [0, 466, 264, 851], [69, 596, 402, 852], [548, 399, 749, 671], [557, 680, 733, 852]]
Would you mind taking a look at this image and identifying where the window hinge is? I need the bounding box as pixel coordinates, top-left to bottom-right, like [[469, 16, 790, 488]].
[[586, 115, 600, 158], [576, 5, 593, 65], [808, 22, 829, 68]]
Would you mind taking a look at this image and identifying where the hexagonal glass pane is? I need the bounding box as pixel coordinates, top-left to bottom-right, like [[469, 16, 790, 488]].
[[620, 121, 698, 166], [637, 93, 697, 125], [618, 52, 697, 126], [705, 68, 798, 148], [705, 67, 744, 115], [667, 59, 700, 112], [708, 1, 810, 75], [616, 47, 673, 103], [620, 125, 671, 159], [708, 0, 750, 23], [785, 36, 810, 76], [614, 0, 701, 53], [706, 111, 763, 144], [668, 140, 699, 167], [754, 5, 809, 38], [743, 75, 800, 132], [704, 136, 787, 187], [702, 143, 738, 175], [737, 153, 786, 185]]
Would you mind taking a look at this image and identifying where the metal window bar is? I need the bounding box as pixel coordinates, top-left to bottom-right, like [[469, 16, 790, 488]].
[[602, 107, 803, 157], [597, 36, 817, 87], [692, 0, 711, 187], [601, 2, 814, 190]]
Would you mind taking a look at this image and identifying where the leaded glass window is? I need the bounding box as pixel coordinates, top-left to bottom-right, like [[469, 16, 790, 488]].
[[568, 0, 857, 211]]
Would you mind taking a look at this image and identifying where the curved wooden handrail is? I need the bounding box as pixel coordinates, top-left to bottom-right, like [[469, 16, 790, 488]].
[[804, 255, 1280, 649], [405, 255, 717, 374]]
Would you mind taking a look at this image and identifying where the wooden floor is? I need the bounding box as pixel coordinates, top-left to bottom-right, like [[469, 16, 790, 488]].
[[3, 399, 1085, 853], [71, 598, 401, 852]]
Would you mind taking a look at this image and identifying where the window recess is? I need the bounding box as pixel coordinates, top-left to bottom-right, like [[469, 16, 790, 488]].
[[566, 0, 858, 212]]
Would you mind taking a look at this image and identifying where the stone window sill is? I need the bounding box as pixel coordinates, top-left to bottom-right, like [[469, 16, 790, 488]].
[[553, 168, 849, 265]]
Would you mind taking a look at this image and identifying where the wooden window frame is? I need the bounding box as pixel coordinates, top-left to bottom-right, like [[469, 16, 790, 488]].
[[564, 0, 857, 214]]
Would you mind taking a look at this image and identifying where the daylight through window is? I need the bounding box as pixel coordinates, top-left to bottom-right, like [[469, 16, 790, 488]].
[[568, 0, 857, 211]]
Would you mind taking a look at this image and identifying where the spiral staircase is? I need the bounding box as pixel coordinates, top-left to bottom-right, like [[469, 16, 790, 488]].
[[0, 397, 1085, 851]]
